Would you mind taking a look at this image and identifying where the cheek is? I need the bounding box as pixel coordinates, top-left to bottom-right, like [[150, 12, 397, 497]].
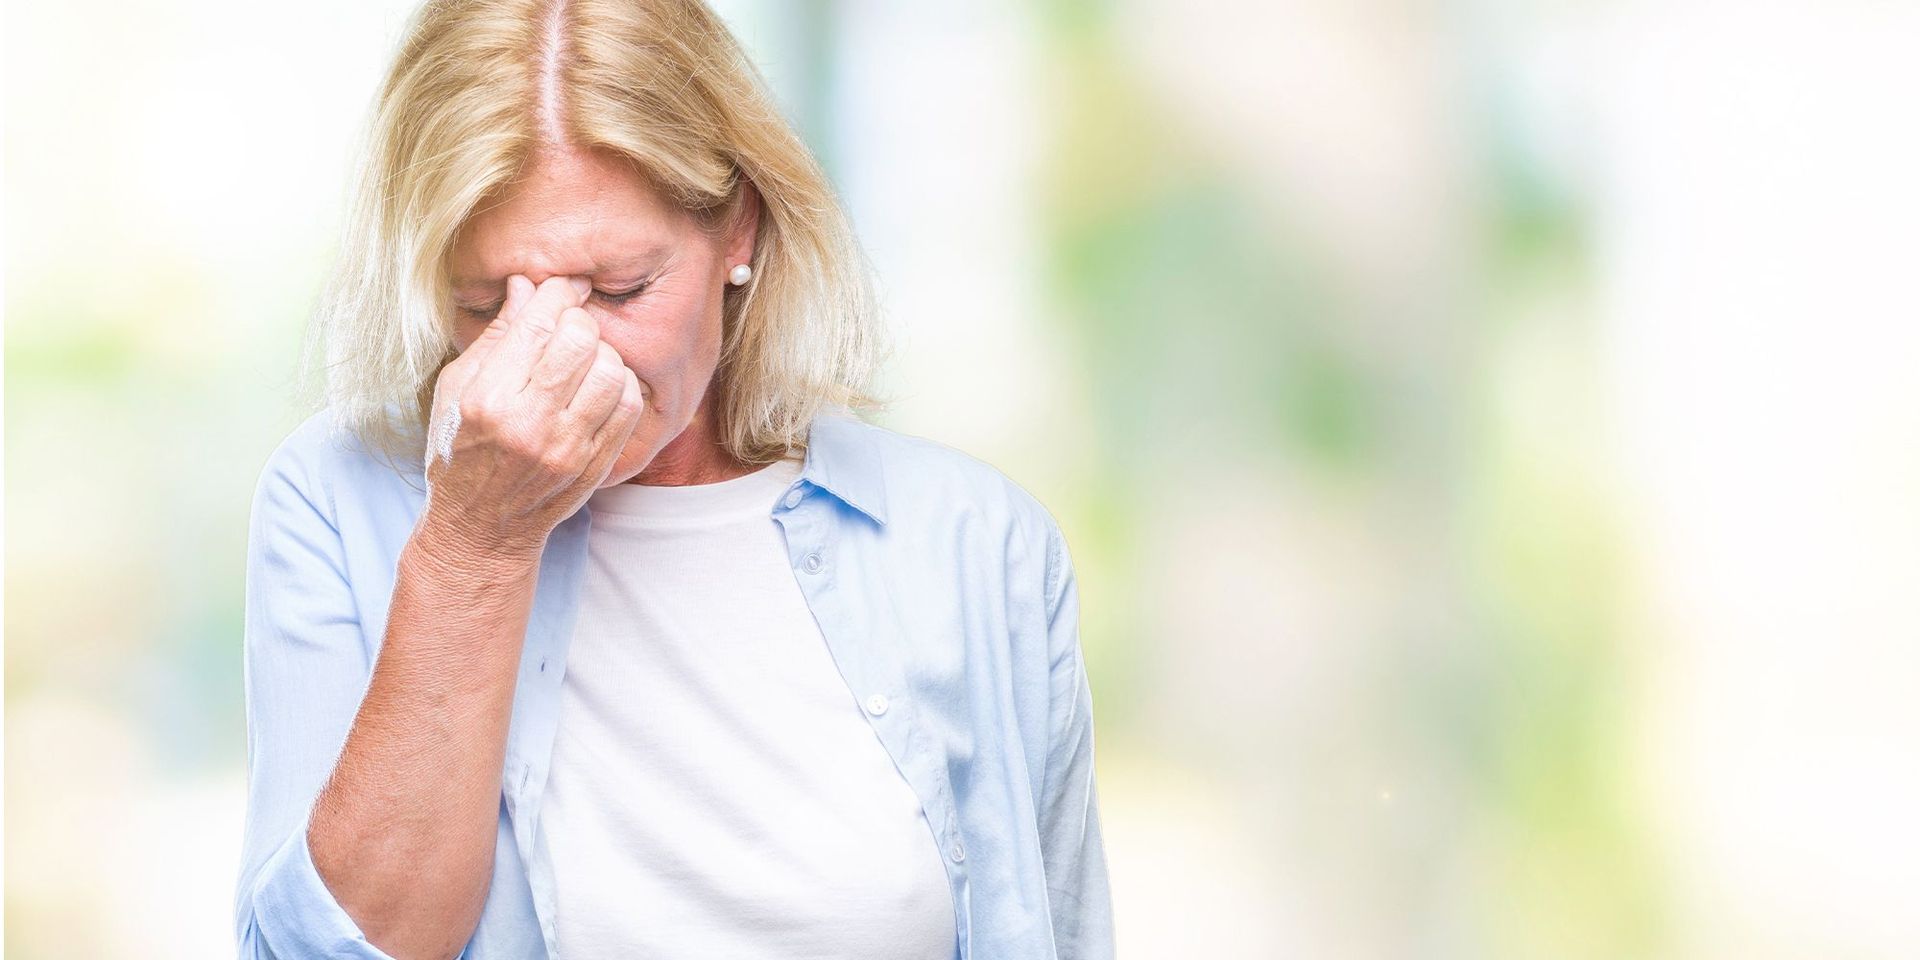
[[593, 316, 711, 397], [594, 288, 720, 364], [591, 313, 666, 366], [451, 315, 486, 352]]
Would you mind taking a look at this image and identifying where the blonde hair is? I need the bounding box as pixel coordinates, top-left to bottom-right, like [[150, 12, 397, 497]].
[[300, 0, 893, 477]]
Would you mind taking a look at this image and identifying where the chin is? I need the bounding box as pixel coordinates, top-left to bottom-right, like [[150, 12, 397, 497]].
[[596, 437, 657, 488], [597, 458, 648, 488]]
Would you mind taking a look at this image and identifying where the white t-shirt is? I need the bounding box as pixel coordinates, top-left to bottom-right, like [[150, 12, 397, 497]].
[[541, 455, 957, 959]]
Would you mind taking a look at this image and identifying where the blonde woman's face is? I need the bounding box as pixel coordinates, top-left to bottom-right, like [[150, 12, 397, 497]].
[[446, 146, 757, 487]]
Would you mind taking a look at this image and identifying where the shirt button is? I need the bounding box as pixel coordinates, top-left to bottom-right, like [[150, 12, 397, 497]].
[[948, 840, 966, 863], [865, 693, 889, 716], [802, 551, 823, 574], [782, 488, 803, 509]]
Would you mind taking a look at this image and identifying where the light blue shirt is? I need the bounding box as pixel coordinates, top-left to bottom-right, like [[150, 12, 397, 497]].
[[233, 406, 1114, 959]]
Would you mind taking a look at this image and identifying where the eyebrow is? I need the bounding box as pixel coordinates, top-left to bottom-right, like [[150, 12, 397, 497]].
[[451, 244, 672, 289]]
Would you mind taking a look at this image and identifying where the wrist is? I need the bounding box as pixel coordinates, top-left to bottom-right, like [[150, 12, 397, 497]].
[[410, 506, 548, 577]]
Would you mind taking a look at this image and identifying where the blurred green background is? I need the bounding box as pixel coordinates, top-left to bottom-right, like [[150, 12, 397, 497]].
[[8, 0, 1920, 956]]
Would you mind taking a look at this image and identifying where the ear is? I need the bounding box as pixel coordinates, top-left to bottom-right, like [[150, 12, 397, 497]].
[[725, 179, 762, 269]]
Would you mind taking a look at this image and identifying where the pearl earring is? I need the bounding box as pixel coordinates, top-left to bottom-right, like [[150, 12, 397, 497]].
[[728, 263, 753, 286]]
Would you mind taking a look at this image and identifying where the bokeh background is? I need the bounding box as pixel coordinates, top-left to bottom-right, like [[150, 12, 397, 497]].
[[7, 0, 1920, 956]]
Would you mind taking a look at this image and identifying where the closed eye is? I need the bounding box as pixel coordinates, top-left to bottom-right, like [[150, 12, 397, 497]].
[[456, 281, 648, 318], [596, 283, 647, 306]]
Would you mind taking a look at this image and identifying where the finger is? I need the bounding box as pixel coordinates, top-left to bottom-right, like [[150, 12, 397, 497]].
[[470, 273, 562, 371], [586, 369, 646, 479], [483, 274, 537, 345], [590, 367, 645, 445], [459, 275, 533, 356], [527, 306, 603, 406], [503, 273, 536, 319], [445, 274, 536, 392], [481, 275, 592, 390], [564, 340, 633, 428]]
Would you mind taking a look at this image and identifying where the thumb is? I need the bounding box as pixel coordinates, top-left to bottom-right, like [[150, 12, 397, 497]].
[[465, 274, 536, 359]]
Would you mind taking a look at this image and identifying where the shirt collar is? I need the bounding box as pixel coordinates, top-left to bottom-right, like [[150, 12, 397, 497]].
[[798, 408, 890, 526]]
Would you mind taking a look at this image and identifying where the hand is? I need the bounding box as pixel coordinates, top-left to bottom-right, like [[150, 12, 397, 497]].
[[420, 274, 646, 558]]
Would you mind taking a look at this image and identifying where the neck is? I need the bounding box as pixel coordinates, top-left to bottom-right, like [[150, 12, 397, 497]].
[[626, 398, 754, 486]]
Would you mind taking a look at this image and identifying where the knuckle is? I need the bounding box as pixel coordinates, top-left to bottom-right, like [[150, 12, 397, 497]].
[[554, 327, 594, 355], [517, 301, 558, 332], [498, 427, 538, 459], [589, 363, 624, 388], [457, 392, 491, 423], [562, 306, 599, 337], [535, 442, 578, 476], [590, 345, 626, 382], [556, 311, 597, 349]]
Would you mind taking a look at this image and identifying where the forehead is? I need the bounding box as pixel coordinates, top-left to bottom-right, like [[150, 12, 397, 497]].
[[449, 148, 693, 285]]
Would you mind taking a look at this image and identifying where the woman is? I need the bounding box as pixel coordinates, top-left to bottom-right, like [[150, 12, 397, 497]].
[[232, 1, 1113, 958]]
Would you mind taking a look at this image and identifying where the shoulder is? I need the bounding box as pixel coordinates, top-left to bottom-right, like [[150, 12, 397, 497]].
[[842, 415, 1068, 575], [252, 406, 421, 524], [259, 408, 351, 476]]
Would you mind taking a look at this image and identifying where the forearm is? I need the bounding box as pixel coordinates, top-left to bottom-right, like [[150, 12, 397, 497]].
[[306, 515, 544, 960]]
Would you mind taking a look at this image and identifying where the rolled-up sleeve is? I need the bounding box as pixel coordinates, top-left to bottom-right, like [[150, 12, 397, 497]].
[[233, 434, 407, 959], [1036, 519, 1116, 959]]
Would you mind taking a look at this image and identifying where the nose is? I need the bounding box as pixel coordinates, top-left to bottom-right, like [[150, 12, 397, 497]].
[[516, 271, 588, 287]]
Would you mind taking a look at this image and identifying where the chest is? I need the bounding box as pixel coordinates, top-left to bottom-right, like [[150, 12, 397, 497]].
[[339, 489, 1053, 959], [542, 530, 958, 956]]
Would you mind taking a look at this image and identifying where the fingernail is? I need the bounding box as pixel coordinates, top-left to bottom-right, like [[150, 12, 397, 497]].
[[569, 276, 592, 297]]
